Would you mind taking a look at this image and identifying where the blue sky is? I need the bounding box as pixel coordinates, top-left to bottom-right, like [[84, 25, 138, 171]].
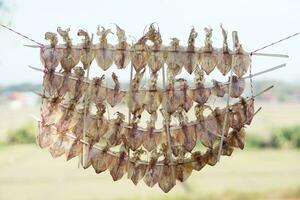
[[0, 0, 299, 85]]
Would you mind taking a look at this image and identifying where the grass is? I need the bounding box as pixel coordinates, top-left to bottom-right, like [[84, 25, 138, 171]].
[[0, 145, 300, 200], [0, 103, 39, 141], [248, 102, 300, 137], [1, 102, 300, 199]]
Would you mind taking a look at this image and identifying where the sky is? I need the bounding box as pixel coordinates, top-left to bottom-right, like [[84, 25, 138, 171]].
[[0, 0, 299, 85]]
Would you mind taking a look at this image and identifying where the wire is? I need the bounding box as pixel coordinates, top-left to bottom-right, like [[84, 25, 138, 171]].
[[0, 24, 44, 46], [251, 31, 300, 54]]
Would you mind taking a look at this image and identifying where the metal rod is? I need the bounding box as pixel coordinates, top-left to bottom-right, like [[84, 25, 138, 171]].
[[251, 52, 289, 58], [242, 64, 286, 80], [219, 63, 286, 86], [24, 44, 41, 48], [253, 107, 262, 116], [254, 85, 274, 98]]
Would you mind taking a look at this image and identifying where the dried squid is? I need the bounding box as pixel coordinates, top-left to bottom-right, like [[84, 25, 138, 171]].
[[175, 148, 193, 182], [199, 27, 218, 75], [37, 121, 58, 149], [158, 156, 176, 193], [65, 137, 83, 161], [107, 112, 125, 146], [165, 38, 184, 77], [110, 145, 128, 181], [57, 27, 80, 73], [229, 75, 245, 98], [127, 149, 147, 185], [146, 24, 165, 73], [114, 25, 131, 69], [106, 73, 126, 107], [191, 67, 211, 104], [217, 25, 232, 76], [191, 151, 206, 171], [144, 72, 162, 114], [49, 134, 73, 158], [78, 29, 95, 69], [40, 32, 63, 73], [122, 123, 144, 151], [143, 112, 159, 151], [232, 31, 250, 77], [91, 146, 117, 174], [126, 69, 146, 120], [90, 75, 106, 105], [131, 34, 150, 72], [226, 128, 246, 149], [95, 26, 114, 70], [143, 150, 162, 187], [183, 27, 198, 74], [172, 106, 196, 152]]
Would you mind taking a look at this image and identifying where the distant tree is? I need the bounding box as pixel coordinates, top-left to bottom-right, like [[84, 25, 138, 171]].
[[0, 0, 5, 12]]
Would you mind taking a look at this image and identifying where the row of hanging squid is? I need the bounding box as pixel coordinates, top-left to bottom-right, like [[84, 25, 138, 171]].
[[38, 93, 254, 193], [40, 24, 250, 78], [40, 66, 245, 112], [36, 65, 254, 192], [35, 25, 258, 193], [39, 93, 254, 152]]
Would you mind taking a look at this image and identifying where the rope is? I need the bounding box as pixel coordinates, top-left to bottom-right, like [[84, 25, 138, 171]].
[[251, 31, 300, 53], [0, 24, 44, 47]]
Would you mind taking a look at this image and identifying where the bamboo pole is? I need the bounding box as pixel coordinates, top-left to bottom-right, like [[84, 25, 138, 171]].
[[126, 64, 134, 178], [161, 65, 176, 184], [29, 63, 285, 91], [217, 34, 236, 161], [82, 33, 94, 168], [25, 44, 289, 58]]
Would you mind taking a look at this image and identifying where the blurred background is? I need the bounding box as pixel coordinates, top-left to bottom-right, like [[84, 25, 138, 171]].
[[0, 0, 300, 199]]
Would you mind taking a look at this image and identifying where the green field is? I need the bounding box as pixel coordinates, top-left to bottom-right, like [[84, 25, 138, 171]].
[[0, 145, 299, 200]]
